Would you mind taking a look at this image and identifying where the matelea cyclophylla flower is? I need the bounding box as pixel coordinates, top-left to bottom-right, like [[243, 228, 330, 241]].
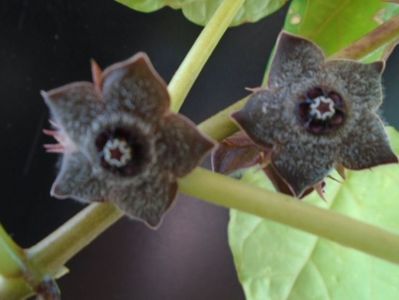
[[232, 32, 398, 197], [42, 53, 214, 228]]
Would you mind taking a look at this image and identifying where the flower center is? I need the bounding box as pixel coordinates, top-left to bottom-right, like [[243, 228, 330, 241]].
[[309, 96, 335, 120], [297, 87, 346, 134], [95, 127, 150, 176], [103, 139, 132, 168]]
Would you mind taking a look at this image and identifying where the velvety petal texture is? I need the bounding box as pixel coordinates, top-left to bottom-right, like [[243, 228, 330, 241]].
[[102, 52, 170, 119], [268, 32, 324, 89], [157, 114, 214, 177], [51, 152, 104, 202], [271, 142, 335, 196], [111, 172, 177, 228], [323, 60, 384, 110], [232, 31, 397, 197], [43, 53, 213, 228], [232, 89, 291, 147], [41, 83, 104, 148], [339, 114, 398, 169]]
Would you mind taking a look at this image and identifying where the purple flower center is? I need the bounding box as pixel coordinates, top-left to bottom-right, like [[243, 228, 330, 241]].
[[297, 87, 346, 134], [95, 127, 150, 176]]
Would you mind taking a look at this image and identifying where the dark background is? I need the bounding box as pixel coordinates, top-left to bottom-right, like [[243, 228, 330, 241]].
[[1, 1, 399, 299]]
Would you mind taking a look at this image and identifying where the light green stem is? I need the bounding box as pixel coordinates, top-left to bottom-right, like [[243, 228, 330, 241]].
[[0, 277, 32, 300], [198, 96, 247, 140], [180, 168, 399, 264], [168, 0, 245, 112], [27, 203, 123, 275]]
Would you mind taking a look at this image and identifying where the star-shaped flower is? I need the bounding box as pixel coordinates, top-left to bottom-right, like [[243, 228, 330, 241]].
[[42, 53, 214, 228], [232, 32, 398, 197]]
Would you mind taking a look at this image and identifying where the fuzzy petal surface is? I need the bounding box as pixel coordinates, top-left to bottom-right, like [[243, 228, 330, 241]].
[[102, 52, 170, 120], [156, 113, 214, 177], [232, 89, 292, 147], [268, 32, 324, 89], [51, 152, 104, 202], [271, 141, 335, 197], [323, 60, 383, 111], [42, 83, 104, 147], [111, 172, 177, 228], [339, 113, 398, 170]]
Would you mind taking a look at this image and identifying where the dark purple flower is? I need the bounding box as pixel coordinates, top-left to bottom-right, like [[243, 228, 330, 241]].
[[232, 32, 398, 197], [42, 53, 214, 228]]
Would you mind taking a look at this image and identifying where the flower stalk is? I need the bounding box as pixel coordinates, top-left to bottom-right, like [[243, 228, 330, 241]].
[[198, 97, 247, 140], [179, 168, 399, 265], [27, 203, 123, 276], [168, 0, 245, 112]]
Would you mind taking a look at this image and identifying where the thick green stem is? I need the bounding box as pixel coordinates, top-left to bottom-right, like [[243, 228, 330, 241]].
[[332, 14, 399, 60], [180, 168, 399, 265], [168, 0, 245, 112], [198, 96, 247, 140], [0, 277, 32, 300], [27, 203, 123, 275]]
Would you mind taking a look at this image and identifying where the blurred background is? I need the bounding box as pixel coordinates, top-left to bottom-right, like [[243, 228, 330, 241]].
[[1, 1, 399, 299]]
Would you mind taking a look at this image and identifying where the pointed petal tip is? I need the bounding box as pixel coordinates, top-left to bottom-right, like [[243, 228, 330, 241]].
[[131, 51, 150, 63], [91, 59, 103, 90], [270, 158, 319, 199], [370, 61, 385, 74], [50, 183, 69, 199], [277, 31, 324, 56], [343, 150, 398, 171], [271, 167, 308, 198], [376, 153, 399, 167], [40, 90, 49, 100], [142, 214, 164, 230]]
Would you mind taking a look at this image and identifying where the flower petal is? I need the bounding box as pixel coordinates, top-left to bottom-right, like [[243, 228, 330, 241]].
[[323, 60, 383, 111], [339, 113, 398, 170], [271, 142, 335, 197], [41, 82, 104, 147], [111, 172, 177, 228], [268, 32, 324, 88], [51, 152, 104, 202], [102, 52, 170, 119], [156, 113, 214, 177], [212, 131, 266, 174], [232, 89, 290, 148]]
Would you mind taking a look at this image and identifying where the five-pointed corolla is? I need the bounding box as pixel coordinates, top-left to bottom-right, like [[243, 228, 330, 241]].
[[232, 32, 398, 197], [42, 53, 214, 228]]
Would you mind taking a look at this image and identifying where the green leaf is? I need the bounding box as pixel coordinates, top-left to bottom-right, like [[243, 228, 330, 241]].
[[284, 0, 399, 60], [229, 127, 399, 300], [116, 0, 288, 26]]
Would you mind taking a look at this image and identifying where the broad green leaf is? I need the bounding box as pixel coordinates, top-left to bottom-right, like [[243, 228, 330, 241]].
[[116, 0, 288, 26], [284, 0, 399, 61], [229, 127, 399, 300]]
